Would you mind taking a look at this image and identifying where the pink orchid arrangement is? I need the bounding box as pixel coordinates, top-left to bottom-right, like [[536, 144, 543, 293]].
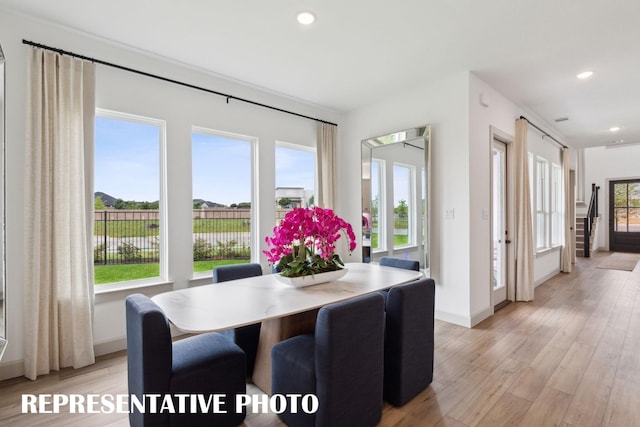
[[264, 207, 357, 277]]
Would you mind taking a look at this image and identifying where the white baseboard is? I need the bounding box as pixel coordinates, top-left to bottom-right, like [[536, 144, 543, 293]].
[[435, 310, 472, 328], [535, 269, 560, 287], [0, 337, 129, 382], [436, 306, 496, 329], [0, 358, 24, 381], [470, 307, 493, 327], [94, 337, 127, 357]]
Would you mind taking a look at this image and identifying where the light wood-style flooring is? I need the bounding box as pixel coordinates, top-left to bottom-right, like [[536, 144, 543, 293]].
[[1, 252, 639, 426]]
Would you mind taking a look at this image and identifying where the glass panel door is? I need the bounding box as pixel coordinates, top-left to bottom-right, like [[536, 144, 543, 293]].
[[492, 141, 507, 305]]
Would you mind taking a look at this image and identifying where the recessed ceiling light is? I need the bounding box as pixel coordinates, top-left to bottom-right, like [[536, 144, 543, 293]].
[[610, 126, 621, 132], [297, 11, 316, 25], [577, 71, 594, 79]]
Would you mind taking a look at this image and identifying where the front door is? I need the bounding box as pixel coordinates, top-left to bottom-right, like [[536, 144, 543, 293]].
[[492, 140, 508, 307], [610, 179, 640, 252]]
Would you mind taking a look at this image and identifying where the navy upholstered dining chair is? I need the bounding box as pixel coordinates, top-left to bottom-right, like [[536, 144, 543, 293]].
[[125, 293, 246, 427], [271, 293, 386, 427], [379, 256, 421, 271], [383, 277, 436, 406], [212, 263, 263, 377], [378, 256, 422, 300]]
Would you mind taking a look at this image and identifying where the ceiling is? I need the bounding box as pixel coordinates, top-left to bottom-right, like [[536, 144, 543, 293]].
[[2, 0, 640, 149]]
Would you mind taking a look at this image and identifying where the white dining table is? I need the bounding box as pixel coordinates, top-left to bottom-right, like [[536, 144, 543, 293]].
[[152, 262, 423, 393]]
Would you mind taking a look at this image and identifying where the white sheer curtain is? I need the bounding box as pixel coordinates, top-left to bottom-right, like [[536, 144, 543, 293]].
[[511, 118, 534, 301], [316, 122, 337, 209], [24, 48, 96, 380], [561, 147, 573, 272]]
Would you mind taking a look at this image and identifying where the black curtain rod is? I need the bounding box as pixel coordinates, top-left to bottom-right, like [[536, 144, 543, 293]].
[[519, 115, 567, 149], [403, 142, 423, 150], [22, 39, 338, 127]]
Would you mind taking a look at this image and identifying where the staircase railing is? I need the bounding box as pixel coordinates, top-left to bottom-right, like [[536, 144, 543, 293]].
[[583, 183, 600, 257]]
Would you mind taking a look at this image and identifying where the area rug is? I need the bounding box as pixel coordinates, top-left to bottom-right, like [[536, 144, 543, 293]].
[[596, 253, 640, 271]]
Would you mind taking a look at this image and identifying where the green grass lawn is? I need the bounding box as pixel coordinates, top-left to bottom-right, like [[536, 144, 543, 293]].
[[370, 233, 409, 248], [94, 259, 249, 285], [94, 218, 250, 238]]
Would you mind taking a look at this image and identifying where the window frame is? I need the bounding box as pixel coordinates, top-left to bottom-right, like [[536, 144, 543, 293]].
[[191, 126, 258, 278], [371, 158, 386, 253], [392, 162, 416, 249], [551, 163, 563, 247], [93, 108, 168, 292]]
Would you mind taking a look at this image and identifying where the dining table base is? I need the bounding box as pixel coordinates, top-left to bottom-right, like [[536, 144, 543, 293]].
[[251, 308, 319, 395]]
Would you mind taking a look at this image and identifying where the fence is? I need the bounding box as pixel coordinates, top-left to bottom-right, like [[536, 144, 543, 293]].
[[93, 209, 251, 265]]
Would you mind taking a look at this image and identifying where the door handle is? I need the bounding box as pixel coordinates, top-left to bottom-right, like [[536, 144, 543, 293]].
[[505, 240, 511, 244]]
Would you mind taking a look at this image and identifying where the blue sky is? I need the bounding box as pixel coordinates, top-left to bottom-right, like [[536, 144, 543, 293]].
[[274, 144, 315, 190], [95, 116, 315, 206], [95, 116, 159, 202]]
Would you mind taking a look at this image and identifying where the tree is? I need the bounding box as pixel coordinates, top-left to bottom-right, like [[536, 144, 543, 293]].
[[371, 195, 379, 226], [308, 195, 314, 206], [395, 199, 408, 217], [278, 198, 292, 208], [94, 196, 105, 210]]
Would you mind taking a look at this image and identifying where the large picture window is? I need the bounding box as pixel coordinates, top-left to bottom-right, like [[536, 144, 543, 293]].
[[529, 152, 565, 253], [192, 129, 255, 275], [393, 163, 414, 248], [275, 142, 316, 222], [535, 157, 549, 250], [93, 110, 166, 286]]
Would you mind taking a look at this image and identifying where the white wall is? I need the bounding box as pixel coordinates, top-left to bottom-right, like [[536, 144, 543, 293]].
[[584, 144, 640, 251], [341, 72, 571, 328], [0, 10, 342, 379], [341, 72, 473, 326]]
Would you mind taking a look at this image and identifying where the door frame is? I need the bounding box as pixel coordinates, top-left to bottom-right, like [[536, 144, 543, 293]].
[[609, 178, 640, 253], [569, 170, 576, 265], [489, 127, 515, 313]]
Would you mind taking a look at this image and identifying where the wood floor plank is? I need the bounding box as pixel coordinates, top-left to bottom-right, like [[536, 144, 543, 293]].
[[562, 361, 617, 427], [601, 377, 640, 427], [546, 341, 596, 395], [508, 343, 567, 402], [518, 386, 572, 427], [447, 357, 525, 426], [475, 391, 531, 427]]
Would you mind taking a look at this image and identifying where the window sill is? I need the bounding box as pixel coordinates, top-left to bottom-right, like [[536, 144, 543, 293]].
[[535, 245, 562, 258], [393, 244, 419, 251], [94, 278, 174, 302], [189, 275, 213, 288]]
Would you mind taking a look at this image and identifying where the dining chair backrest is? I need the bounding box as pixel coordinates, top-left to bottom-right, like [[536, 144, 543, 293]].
[[213, 262, 263, 283], [384, 277, 435, 406], [379, 256, 420, 271]]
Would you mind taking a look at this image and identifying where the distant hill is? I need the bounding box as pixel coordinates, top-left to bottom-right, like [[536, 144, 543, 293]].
[[193, 199, 226, 208], [95, 192, 226, 209], [94, 192, 116, 207]]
